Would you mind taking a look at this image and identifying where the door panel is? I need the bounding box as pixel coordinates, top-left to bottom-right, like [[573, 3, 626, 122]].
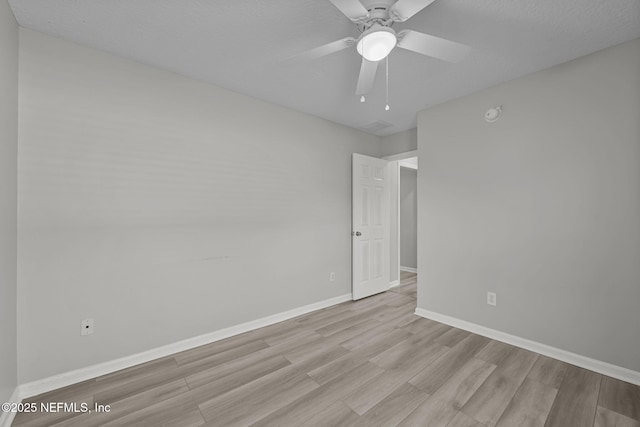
[[352, 153, 390, 300]]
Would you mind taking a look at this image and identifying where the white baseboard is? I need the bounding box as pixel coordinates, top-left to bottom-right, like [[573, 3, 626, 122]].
[[0, 387, 21, 427], [19, 293, 353, 399], [400, 266, 417, 273], [389, 280, 400, 288], [415, 308, 640, 386]]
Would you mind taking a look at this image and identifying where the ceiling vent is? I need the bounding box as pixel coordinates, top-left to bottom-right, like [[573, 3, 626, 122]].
[[360, 120, 393, 133]]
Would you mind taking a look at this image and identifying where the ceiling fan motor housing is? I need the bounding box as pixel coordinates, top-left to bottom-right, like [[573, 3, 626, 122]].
[[358, 1, 395, 31]]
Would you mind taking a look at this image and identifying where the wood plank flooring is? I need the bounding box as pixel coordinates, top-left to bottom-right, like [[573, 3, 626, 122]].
[[13, 272, 640, 426]]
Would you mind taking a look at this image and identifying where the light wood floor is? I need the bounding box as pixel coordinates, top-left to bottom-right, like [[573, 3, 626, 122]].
[[14, 272, 640, 427]]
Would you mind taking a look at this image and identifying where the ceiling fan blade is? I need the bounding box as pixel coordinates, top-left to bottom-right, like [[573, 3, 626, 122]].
[[292, 37, 356, 61], [356, 58, 379, 95], [389, 0, 437, 22], [328, 0, 369, 22], [397, 30, 470, 63]]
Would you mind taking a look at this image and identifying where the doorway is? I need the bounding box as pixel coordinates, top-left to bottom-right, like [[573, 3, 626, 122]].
[[351, 151, 417, 300], [399, 158, 417, 275], [383, 151, 418, 289]]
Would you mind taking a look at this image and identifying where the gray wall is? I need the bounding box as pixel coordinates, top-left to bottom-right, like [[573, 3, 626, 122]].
[[400, 167, 417, 270], [0, 0, 18, 403], [17, 29, 381, 383], [417, 38, 640, 372], [380, 128, 417, 157]]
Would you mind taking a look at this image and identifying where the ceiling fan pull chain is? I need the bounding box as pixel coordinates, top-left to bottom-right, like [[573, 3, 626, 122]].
[[360, 37, 366, 103], [385, 56, 390, 111]]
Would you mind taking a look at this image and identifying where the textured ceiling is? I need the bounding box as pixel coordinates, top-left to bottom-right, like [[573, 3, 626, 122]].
[[8, 0, 640, 136]]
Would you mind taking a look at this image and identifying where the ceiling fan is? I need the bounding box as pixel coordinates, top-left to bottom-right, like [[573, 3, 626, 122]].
[[297, 0, 470, 98]]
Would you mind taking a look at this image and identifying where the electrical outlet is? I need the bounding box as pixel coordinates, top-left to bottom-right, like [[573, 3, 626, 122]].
[[329, 272, 336, 282], [487, 292, 497, 307], [81, 318, 94, 336]]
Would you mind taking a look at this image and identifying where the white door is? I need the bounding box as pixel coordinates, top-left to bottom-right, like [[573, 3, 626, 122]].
[[352, 153, 390, 300]]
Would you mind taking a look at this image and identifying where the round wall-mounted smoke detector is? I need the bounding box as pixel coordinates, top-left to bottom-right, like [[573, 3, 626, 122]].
[[485, 106, 502, 123]]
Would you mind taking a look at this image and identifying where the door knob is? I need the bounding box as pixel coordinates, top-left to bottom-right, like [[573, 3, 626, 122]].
[[352, 231, 362, 236]]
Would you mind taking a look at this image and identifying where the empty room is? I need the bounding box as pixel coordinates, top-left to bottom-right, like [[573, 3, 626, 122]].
[[1, 0, 639, 426]]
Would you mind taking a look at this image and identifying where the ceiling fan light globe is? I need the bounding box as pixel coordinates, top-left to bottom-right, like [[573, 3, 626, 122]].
[[357, 30, 397, 62]]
